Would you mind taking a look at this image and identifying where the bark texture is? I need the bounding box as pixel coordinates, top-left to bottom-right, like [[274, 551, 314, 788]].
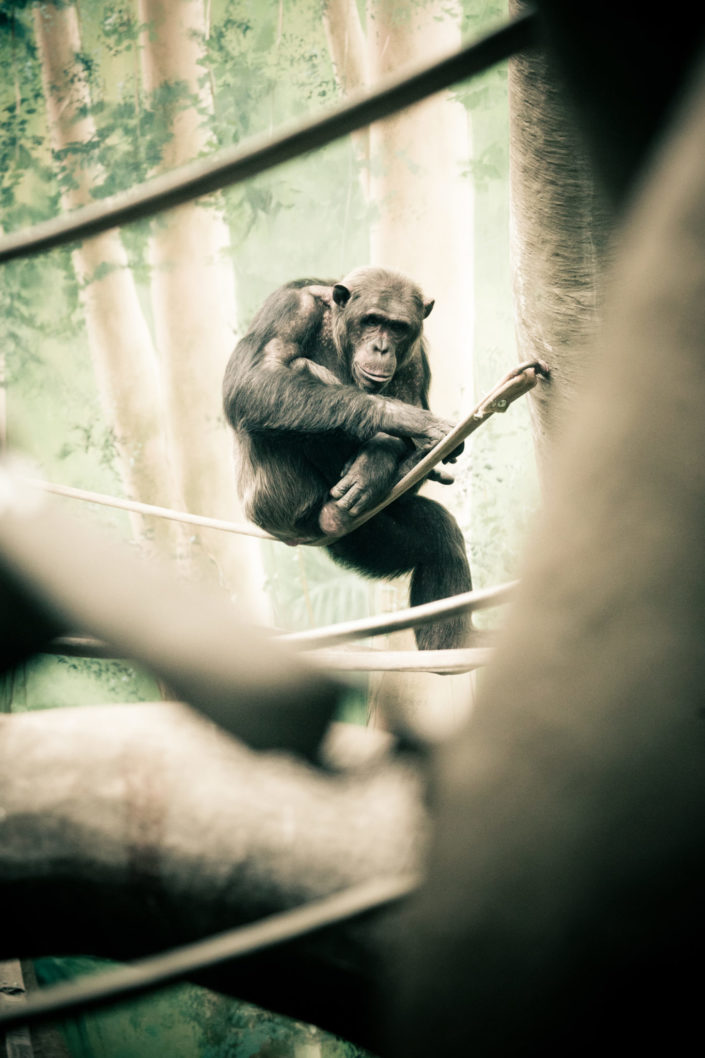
[[508, 0, 612, 464]]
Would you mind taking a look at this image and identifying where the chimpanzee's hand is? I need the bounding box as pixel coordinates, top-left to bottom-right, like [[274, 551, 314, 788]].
[[442, 439, 465, 463], [318, 439, 401, 535], [428, 468, 455, 485], [411, 414, 456, 452], [380, 401, 456, 453], [330, 446, 398, 514]]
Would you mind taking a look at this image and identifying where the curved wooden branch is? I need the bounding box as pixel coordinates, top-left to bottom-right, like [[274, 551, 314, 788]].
[[308, 646, 495, 674]]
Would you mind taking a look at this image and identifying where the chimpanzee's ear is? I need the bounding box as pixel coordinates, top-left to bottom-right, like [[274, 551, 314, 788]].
[[332, 283, 351, 307], [423, 298, 435, 319]]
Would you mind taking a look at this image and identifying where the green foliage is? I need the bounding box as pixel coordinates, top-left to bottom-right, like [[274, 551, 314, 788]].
[[33, 956, 373, 1058], [0, 7, 56, 227], [460, 0, 510, 34], [208, 0, 369, 294], [8, 654, 161, 712], [462, 138, 507, 191], [100, 4, 142, 56]]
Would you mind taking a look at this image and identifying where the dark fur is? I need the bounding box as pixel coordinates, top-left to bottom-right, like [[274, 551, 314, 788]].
[[222, 266, 472, 650]]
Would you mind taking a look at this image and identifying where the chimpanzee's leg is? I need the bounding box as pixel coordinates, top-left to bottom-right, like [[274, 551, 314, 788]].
[[327, 494, 472, 649], [242, 432, 345, 542]]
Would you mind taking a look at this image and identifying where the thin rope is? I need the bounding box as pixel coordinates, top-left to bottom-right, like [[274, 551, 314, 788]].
[[284, 582, 516, 648], [44, 636, 496, 672], [23, 479, 276, 540], [0, 874, 418, 1032], [0, 11, 537, 265], [300, 647, 495, 673]]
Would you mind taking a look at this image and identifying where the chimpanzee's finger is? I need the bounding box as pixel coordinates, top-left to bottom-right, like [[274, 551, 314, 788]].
[[336, 481, 364, 511]]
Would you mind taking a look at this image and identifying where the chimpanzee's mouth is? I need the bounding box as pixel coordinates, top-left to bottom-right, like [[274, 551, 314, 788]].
[[359, 369, 393, 387]]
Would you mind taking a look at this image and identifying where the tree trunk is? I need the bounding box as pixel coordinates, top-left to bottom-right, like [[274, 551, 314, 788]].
[[0, 703, 425, 1053], [367, 0, 473, 422], [390, 25, 705, 1058], [323, 0, 371, 197], [33, 2, 181, 556], [508, 0, 613, 467], [138, 0, 267, 606]]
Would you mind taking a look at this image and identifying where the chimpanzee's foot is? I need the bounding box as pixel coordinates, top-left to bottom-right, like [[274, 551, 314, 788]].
[[318, 500, 356, 536]]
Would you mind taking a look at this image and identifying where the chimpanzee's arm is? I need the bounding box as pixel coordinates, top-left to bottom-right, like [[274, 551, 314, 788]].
[[222, 287, 451, 449]]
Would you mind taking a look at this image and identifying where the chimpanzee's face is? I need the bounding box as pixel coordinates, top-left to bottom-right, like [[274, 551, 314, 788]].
[[332, 268, 434, 393], [348, 310, 413, 391]]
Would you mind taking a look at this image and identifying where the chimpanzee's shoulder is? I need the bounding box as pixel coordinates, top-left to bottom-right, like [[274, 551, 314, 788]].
[[245, 281, 329, 345], [284, 278, 336, 290], [284, 279, 335, 313]]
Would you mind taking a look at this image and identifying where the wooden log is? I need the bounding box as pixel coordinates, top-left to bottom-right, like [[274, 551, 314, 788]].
[[0, 704, 425, 1050]]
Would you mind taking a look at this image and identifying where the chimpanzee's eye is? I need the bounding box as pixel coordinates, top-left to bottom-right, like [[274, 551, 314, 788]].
[[362, 314, 381, 328], [389, 320, 409, 338]]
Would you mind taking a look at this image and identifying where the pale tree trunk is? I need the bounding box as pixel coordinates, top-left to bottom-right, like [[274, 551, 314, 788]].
[[323, 0, 475, 719], [323, 0, 474, 418], [361, 0, 476, 717], [323, 0, 371, 197], [138, 0, 267, 610], [367, 0, 474, 423], [33, 2, 182, 557]]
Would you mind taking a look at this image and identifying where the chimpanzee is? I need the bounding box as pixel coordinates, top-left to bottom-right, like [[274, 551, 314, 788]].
[[222, 266, 472, 650]]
